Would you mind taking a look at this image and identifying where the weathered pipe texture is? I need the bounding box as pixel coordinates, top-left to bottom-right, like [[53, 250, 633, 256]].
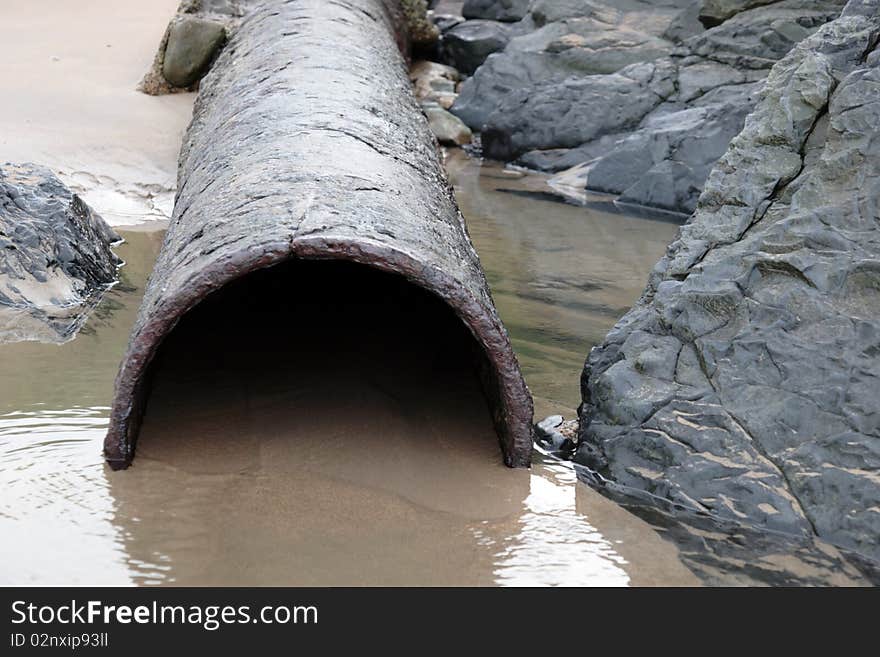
[[105, 0, 533, 469]]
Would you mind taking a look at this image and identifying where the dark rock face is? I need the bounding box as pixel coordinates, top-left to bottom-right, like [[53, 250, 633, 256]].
[[549, 80, 764, 212], [162, 16, 227, 87], [462, 0, 530, 22], [698, 0, 778, 25], [443, 19, 513, 73], [541, 0, 848, 214], [0, 164, 120, 343], [452, 0, 848, 214], [106, 0, 533, 470], [451, 3, 679, 130], [576, 3, 880, 562], [482, 58, 679, 160]]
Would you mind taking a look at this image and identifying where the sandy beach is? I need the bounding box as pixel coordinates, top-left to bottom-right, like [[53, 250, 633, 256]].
[[0, 0, 193, 226]]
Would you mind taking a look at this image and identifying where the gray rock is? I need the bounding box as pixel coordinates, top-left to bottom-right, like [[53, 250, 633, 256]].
[[0, 163, 120, 343], [443, 19, 513, 74], [162, 17, 227, 88], [422, 102, 474, 144], [536, 414, 564, 436], [698, 0, 779, 26], [579, 464, 880, 585], [143, 0, 440, 92], [517, 135, 631, 172], [140, 0, 254, 94], [535, 415, 580, 457], [452, 14, 675, 130], [576, 2, 880, 561], [481, 59, 678, 160], [432, 13, 466, 33], [685, 0, 847, 68], [513, 0, 847, 213], [568, 81, 763, 213], [530, 0, 695, 30], [663, 0, 706, 42], [462, 0, 531, 22]]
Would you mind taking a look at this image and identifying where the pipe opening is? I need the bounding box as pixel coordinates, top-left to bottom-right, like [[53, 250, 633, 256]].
[[131, 259, 504, 467]]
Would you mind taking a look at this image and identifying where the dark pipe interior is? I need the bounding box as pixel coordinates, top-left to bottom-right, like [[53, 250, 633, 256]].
[[132, 260, 501, 466]]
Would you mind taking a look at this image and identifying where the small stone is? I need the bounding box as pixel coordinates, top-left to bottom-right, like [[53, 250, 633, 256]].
[[162, 17, 227, 88], [536, 415, 564, 438], [422, 102, 473, 145], [410, 60, 462, 109], [443, 20, 511, 75]]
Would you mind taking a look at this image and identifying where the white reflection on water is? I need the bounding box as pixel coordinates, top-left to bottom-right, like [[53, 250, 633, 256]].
[[0, 406, 167, 585], [480, 460, 630, 587]]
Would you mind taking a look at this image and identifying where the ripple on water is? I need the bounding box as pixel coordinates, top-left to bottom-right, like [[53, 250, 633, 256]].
[[0, 406, 138, 584]]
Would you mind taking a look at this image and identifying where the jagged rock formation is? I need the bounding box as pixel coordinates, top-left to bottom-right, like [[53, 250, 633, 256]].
[[0, 163, 120, 343], [575, 0, 880, 562], [450, 0, 848, 214]]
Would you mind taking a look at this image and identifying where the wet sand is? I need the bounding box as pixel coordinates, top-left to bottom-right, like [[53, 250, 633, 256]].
[[0, 0, 193, 225]]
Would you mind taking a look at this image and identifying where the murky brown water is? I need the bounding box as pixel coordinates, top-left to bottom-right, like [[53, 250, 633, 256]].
[[0, 155, 699, 586]]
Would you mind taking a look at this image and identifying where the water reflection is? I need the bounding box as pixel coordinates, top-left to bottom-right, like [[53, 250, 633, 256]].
[[482, 462, 631, 587], [445, 150, 680, 417], [0, 406, 132, 584]]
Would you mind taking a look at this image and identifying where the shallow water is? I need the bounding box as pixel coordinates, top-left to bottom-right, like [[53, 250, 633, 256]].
[[445, 150, 683, 418], [0, 156, 701, 586]]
